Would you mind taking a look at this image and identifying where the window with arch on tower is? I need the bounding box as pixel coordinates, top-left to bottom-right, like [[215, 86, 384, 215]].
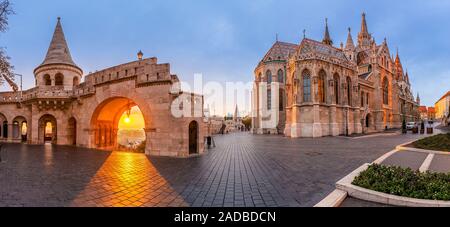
[[43, 74, 51, 86], [55, 73, 64, 86]]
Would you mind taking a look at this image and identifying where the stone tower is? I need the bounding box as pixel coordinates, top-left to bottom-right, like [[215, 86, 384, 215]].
[[34, 17, 83, 90]]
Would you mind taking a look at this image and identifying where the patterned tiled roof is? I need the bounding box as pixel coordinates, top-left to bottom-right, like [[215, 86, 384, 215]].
[[261, 41, 298, 62], [297, 38, 353, 68]]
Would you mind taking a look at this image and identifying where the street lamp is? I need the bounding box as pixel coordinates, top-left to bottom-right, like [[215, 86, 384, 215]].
[[13, 73, 23, 100]]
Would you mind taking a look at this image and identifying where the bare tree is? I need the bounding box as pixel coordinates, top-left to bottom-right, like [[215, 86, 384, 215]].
[[0, 0, 15, 88]]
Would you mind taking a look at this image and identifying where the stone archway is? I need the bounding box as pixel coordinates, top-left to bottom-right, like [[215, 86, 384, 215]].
[[0, 113, 7, 140], [12, 116, 27, 143], [189, 121, 199, 154], [90, 97, 150, 152], [38, 114, 57, 144], [68, 117, 77, 145]]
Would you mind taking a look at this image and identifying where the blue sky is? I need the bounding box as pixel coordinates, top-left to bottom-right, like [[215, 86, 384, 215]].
[[1, 0, 449, 115]]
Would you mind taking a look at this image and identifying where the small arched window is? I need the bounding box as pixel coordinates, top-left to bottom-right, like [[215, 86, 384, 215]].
[[333, 74, 340, 104], [44, 74, 51, 86], [383, 77, 389, 105], [347, 77, 352, 105], [266, 70, 272, 84], [55, 73, 64, 86], [73, 77, 79, 86], [277, 69, 284, 83], [318, 70, 326, 103], [302, 70, 311, 102]]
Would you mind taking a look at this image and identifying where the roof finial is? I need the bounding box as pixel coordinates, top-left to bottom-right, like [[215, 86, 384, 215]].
[[303, 29, 306, 39], [276, 33, 278, 42], [57, 17, 61, 21]]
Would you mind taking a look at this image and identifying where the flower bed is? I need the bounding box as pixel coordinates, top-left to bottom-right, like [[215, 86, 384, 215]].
[[352, 164, 450, 201], [412, 133, 450, 152]]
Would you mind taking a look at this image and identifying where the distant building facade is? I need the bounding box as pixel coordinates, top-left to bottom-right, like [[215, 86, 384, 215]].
[[252, 14, 419, 137], [0, 18, 205, 157], [435, 91, 450, 125]]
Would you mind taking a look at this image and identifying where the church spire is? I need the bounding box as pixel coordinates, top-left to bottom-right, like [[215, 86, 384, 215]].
[[360, 12, 369, 35], [395, 48, 403, 80], [357, 13, 372, 48], [35, 17, 80, 73], [322, 18, 333, 46], [345, 27, 355, 50]]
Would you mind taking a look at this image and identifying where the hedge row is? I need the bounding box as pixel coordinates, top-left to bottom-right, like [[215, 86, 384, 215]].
[[352, 164, 450, 201]]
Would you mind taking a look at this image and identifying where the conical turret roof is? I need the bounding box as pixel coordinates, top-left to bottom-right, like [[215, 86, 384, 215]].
[[35, 17, 81, 73], [345, 27, 355, 50]]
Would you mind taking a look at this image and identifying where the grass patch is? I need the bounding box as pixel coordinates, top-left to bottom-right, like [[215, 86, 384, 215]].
[[412, 133, 450, 152], [352, 164, 450, 201]]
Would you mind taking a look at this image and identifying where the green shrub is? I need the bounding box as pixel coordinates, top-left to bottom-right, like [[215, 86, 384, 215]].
[[412, 133, 450, 152], [352, 164, 450, 201]]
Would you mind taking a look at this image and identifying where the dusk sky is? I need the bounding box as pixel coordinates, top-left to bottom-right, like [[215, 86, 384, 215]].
[[0, 0, 449, 115]]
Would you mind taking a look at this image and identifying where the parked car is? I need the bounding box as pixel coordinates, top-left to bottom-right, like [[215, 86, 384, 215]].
[[406, 122, 417, 130]]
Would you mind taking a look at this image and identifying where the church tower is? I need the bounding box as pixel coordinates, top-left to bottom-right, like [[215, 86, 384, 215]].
[[357, 13, 372, 49], [34, 17, 83, 90]]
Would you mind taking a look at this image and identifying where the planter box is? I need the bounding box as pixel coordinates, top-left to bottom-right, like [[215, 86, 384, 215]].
[[427, 128, 434, 134], [420, 129, 425, 134], [412, 127, 419, 134]]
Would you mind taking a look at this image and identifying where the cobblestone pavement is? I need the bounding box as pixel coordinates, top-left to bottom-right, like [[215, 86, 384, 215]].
[[0, 132, 426, 207]]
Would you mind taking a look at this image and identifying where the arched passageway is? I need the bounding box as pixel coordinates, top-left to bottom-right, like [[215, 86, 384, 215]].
[[12, 116, 27, 142], [189, 121, 199, 154], [0, 113, 7, 140], [90, 97, 147, 152], [68, 117, 77, 145], [38, 114, 57, 144]]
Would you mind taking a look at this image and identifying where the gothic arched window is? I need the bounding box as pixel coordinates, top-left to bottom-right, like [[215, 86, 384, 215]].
[[318, 70, 326, 103], [333, 74, 340, 104], [279, 89, 284, 111], [302, 70, 311, 102], [277, 69, 284, 83], [266, 70, 272, 84], [347, 77, 352, 105], [383, 77, 389, 105]]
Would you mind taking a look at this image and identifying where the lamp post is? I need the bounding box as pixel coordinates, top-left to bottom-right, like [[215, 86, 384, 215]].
[[13, 73, 23, 100]]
